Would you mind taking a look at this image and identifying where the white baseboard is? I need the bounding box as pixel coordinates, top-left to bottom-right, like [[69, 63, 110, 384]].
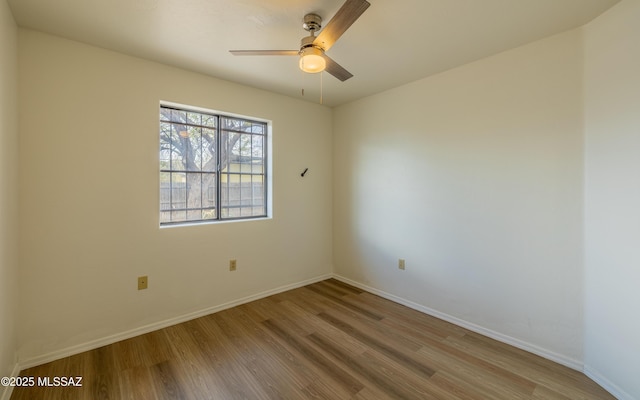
[[0, 363, 21, 400], [584, 365, 633, 400], [17, 274, 332, 370], [332, 274, 584, 371]]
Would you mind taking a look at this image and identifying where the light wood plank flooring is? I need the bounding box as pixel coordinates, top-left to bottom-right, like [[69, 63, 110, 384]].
[[11, 279, 615, 399]]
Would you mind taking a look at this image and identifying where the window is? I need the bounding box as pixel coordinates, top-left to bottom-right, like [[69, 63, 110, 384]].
[[159, 104, 268, 226]]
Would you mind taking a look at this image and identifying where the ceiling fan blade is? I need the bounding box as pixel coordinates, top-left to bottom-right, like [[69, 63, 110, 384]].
[[229, 50, 299, 56], [322, 54, 353, 82], [313, 0, 370, 51]]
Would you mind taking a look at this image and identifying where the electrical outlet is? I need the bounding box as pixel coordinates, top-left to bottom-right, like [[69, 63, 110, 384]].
[[138, 276, 148, 290], [398, 259, 405, 270], [229, 259, 237, 271]]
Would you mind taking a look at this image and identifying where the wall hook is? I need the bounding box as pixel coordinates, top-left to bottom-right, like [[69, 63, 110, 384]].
[[301, 168, 309, 177]]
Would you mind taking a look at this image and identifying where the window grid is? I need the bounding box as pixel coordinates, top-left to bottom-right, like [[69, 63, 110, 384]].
[[160, 106, 267, 226]]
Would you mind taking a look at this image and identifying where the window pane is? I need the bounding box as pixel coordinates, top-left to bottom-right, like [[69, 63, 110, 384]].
[[222, 117, 237, 131], [185, 173, 202, 209], [188, 126, 203, 171], [160, 122, 172, 169], [220, 175, 238, 218], [252, 135, 264, 159], [240, 160, 252, 173], [170, 210, 187, 223], [187, 209, 202, 221], [187, 112, 201, 126], [239, 175, 249, 217], [239, 134, 251, 157], [160, 108, 171, 121], [202, 209, 216, 220], [178, 127, 200, 171], [171, 172, 186, 210], [224, 131, 239, 157], [201, 128, 216, 172], [171, 109, 187, 123], [252, 181, 260, 207], [170, 126, 186, 171], [202, 114, 216, 128], [160, 211, 171, 223], [160, 172, 171, 211], [202, 173, 217, 208], [220, 178, 234, 206], [250, 122, 264, 135]]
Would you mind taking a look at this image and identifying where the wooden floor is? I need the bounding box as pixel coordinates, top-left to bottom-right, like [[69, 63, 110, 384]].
[[11, 279, 615, 400]]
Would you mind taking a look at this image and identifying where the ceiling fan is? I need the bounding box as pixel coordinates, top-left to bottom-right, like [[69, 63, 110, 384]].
[[230, 0, 370, 82]]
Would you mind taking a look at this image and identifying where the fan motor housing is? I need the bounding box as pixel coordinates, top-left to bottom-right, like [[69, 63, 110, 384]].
[[303, 14, 322, 32]]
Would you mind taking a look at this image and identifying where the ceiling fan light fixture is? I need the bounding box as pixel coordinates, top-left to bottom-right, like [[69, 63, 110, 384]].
[[230, 0, 371, 81], [299, 47, 326, 73]]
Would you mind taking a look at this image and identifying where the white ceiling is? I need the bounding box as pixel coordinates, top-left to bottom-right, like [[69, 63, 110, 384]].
[[8, 0, 619, 107]]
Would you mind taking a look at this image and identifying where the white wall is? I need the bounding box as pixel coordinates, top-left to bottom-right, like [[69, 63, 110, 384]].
[[583, 1, 640, 398], [333, 29, 585, 365], [17, 29, 333, 363], [0, 0, 19, 392]]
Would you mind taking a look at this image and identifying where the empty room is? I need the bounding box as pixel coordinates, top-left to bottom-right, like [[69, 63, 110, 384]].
[[1, 0, 639, 399]]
